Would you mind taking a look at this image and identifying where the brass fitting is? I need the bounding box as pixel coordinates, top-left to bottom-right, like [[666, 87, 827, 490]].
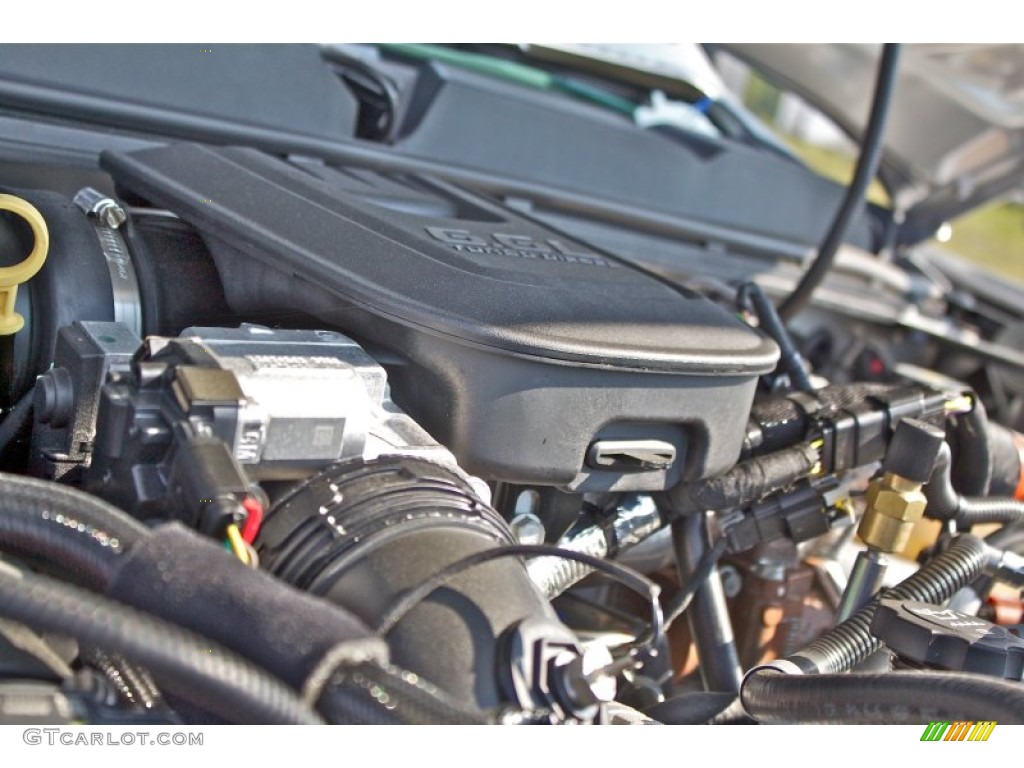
[[857, 472, 928, 553]]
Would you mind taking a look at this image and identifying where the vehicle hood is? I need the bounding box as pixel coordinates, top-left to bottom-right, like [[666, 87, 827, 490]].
[[720, 43, 1024, 244]]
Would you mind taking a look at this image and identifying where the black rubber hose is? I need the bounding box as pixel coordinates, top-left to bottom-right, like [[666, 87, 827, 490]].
[[957, 499, 1024, 528], [106, 523, 385, 692], [787, 535, 988, 674], [0, 388, 33, 461], [645, 691, 741, 725], [743, 670, 1024, 724], [924, 444, 1024, 528], [777, 43, 901, 322], [986, 421, 1022, 497], [950, 399, 993, 496], [663, 534, 729, 628], [738, 282, 813, 393], [316, 662, 487, 725], [0, 564, 321, 724], [0, 511, 124, 590], [924, 442, 961, 520], [0, 473, 149, 543], [0, 473, 150, 589], [987, 522, 1024, 552], [671, 515, 741, 693], [661, 443, 819, 517]]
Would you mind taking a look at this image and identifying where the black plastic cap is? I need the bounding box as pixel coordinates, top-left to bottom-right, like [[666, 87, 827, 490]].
[[34, 368, 74, 428], [883, 418, 946, 483], [871, 598, 1024, 680]]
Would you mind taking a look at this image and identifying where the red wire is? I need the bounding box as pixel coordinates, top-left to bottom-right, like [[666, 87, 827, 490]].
[[240, 497, 264, 544]]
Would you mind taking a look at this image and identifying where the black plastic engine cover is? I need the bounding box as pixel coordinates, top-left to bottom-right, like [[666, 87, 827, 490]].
[[103, 143, 778, 488]]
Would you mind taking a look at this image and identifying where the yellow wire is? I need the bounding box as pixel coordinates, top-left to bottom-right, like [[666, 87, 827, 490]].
[[944, 394, 974, 415], [225, 524, 249, 565]]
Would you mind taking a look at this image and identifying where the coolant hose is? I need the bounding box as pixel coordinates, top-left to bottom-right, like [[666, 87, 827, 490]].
[[0, 473, 149, 543], [925, 444, 1024, 528], [0, 562, 322, 724], [0, 475, 466, 724], [742, 670, 1024, 724], [0, 473, 150, 588]]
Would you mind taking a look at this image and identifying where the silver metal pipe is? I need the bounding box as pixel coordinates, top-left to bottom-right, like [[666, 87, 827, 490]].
[[527, 496, 662, 599], [836, 548, 888, 623]]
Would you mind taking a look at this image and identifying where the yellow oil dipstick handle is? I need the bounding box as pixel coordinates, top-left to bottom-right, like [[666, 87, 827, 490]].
[[0, 194, 50, 336]]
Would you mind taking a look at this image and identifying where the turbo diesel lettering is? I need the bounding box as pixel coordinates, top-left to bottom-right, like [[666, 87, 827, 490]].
[[425, 227, 620, 267]]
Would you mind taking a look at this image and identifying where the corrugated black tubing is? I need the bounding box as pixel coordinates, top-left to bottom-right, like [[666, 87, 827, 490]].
[[787, 535, 988, 674], [740, 535, 1004, 724]]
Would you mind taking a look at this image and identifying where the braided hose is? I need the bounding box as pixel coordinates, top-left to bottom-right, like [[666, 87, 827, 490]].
[[527, 526, 607, 599]]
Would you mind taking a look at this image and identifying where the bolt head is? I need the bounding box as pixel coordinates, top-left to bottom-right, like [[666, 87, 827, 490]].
[[510, 513, 545, 545], [100, 206, 127, 229]]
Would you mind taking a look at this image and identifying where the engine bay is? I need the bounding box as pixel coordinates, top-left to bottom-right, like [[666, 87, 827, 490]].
[[0, 43, 1022, 726]]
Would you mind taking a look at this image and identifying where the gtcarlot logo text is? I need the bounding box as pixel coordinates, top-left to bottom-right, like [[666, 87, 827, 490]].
[[23, 729, 203, 747]]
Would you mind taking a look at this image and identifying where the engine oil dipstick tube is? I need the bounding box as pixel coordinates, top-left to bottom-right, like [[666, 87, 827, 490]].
[[836, 418, 945, 622]]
